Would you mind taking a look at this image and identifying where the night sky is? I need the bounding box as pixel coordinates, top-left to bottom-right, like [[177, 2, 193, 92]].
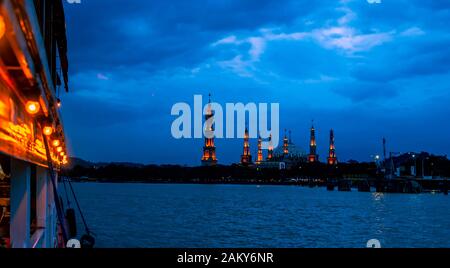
[[61, 0, 450, 166]]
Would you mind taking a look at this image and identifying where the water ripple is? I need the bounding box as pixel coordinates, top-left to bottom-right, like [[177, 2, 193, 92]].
[[73, 183, 450, 248]]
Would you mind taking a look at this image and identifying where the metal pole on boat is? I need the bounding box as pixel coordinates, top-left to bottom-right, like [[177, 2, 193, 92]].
[[67, 179, 91, 236], [42, 133, 69, 245]]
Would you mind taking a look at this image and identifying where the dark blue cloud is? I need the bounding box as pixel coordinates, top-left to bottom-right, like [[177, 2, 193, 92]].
[[332, 81, 398, 102], [65, 0, 318, 74], [61, 0, 450, 164], [351, 36, 450, 82]]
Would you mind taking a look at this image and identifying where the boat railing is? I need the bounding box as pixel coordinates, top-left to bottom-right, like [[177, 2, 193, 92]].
[[31, 228, 45, 248]]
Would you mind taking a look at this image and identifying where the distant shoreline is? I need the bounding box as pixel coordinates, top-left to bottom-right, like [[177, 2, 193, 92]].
[[68, 177, 449, 195], [70, 178, 307, 186]]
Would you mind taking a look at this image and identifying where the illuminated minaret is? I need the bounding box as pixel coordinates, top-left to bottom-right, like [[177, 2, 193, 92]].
[[283, 130, 289, 156], [256, 135, 263, 164], [327, 129, 337, 165], [308, 121, 319, 163], [267, 134, 274, 160], [240, 127, 252, 166], [201, 94, 218, 166]]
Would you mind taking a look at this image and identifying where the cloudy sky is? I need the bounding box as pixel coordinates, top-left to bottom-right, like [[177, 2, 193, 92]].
[[61, 0, 450, 165]]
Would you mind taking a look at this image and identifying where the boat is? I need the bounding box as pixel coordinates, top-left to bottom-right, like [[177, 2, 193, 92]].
[[357, 180, 371, 192], [326, 179, 335, 191], [440, 180, 448, 195], [375, 180, 385, 193], [338, 179, 352, 192], [403, 180, 422, 194], [0, 0, 76, 248]]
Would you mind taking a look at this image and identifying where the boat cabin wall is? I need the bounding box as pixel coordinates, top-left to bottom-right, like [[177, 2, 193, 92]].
[[0, 152, 57, 248]]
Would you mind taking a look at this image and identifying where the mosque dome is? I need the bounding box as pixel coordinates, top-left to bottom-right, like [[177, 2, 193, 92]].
[[273, 140, 307, 161]]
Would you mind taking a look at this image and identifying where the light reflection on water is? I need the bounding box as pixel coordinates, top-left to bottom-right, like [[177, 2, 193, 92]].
[[72, 183, 450, 248]]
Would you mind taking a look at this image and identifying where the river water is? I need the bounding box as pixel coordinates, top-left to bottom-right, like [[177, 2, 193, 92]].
[[72, 183, 450, 248]]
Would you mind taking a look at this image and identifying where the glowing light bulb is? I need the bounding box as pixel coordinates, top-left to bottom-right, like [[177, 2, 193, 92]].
[[25, 101, 40, 115], [0, 16, 5, 40], [43, 126, 53, 136], [56, 98, 62, 108], [57, 147, 63, 153], [52, 140, 61, 147]]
